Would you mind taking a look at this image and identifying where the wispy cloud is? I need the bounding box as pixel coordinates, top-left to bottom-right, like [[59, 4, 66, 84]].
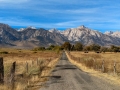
[[0, 0, 29, 3], [0, 0, 120, 32]]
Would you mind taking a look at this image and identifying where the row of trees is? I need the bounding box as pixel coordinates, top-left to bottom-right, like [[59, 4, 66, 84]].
[[61, 42, 120, 52], [32, 45, 62, 54], [32, 42, 120, 52]]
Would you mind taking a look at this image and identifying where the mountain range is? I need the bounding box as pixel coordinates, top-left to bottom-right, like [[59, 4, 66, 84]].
[[0, 23, 120, 49]]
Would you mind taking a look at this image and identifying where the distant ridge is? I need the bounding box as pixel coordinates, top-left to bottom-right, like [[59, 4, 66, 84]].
[[104, 31, 120, 38], [61, 26, 120, 46], [0, 23, 120, 48]]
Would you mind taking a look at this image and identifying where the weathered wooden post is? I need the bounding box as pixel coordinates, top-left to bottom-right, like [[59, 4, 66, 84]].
[[93, 58, 96, 69], [37, 59, 39, 66], [26, 62, 28, 73], [102, 60, 105, 72], [10, 62, 16, 89], [114, 61, 116, 75], [32, 60, 34, 65], [10, 62, 16, 82], [79, 58, 80, 63], [77, 57, 79, 62], [0, 57, 4, 84]]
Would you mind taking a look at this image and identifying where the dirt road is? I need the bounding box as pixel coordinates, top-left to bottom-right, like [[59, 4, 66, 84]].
[[40, 52, 120, 90]]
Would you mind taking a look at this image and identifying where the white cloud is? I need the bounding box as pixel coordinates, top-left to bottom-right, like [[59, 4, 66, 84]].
[[0, 0, 120, 31], [0, 0, 29, 3], [1, 16, 120, 31], [0, 17, 58, 28]]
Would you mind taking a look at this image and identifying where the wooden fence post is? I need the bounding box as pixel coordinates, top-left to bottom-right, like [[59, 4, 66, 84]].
[[37, 59, 39, 66], [93, 58, 95, 69], [10, 61, 16, 89], [79, 58, 80, 63], [102, 60, 104, 72], [114, 61, 116, 74], [32, 60, 34, 65], [0, 57, 4, 84], [26, 62, 28, 73]]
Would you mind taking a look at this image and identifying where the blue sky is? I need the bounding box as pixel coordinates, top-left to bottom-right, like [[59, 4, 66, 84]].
[[0, 0, 120, 32]]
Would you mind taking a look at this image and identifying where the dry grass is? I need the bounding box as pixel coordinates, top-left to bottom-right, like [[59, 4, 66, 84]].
[[66, 51, 120, 85], [0, 48, 60, 90], [70, 51, 120, 61], [69, 51, 120, 74]]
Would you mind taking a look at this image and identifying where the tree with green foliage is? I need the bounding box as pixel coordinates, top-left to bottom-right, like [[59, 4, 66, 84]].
[[71, 45, 75, 51], [61, 42, 71, 51], [83, 46, 91, 51], [100, 47, 108, 53], [53, 45, 61, 54], [89, 44, 101, 51], [110, 45, 120, 52], [33, 47, 45, 51], [74, 42, 83, 51], [46, 45, 55, 50]]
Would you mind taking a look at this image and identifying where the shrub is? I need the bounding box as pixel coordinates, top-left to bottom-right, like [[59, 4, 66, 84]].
[[0, 51, 9, 54]]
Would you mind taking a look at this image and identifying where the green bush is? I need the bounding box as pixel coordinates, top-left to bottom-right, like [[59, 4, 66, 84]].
[[0, 51, 9, 54]]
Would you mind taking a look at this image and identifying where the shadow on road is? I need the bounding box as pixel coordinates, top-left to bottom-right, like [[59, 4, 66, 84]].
[[51, 76, 61, 79], [52, 65, 77, 73]]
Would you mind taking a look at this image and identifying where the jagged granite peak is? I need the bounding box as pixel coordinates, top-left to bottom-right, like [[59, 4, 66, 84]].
[[77, 25, 86, 29], [49, 28, 59, 33], [61, 26, 120, 46], [0, 23, 9, 27], [1, 23, 120, 48], [105, 31, 120, 38], [18, 26, 36, 32], [104, 31, 113, 35], [26, 26, 36, 29], [0, 23, 68, 48], [0, 23, 20, 40], [62, 25, 97, 41], [18, 28, 25, 32], [49, 28, 57, 31]]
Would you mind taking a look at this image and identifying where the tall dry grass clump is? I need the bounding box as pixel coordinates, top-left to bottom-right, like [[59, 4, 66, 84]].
[[0, 48, 60, 90]]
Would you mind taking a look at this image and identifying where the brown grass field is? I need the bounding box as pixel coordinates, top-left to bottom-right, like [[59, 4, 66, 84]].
[[69, 51, 120, 74], [69, 51, 120, 62], [66, 51, 120, 84], [0, 48, 60, 90]]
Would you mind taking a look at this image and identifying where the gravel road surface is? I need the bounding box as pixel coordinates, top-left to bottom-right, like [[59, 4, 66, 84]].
[[40, 52, 120, 90]]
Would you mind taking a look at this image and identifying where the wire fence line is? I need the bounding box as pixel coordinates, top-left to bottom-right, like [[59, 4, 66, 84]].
[[68, 52, 120, 75], [0, 57, 56, 89]]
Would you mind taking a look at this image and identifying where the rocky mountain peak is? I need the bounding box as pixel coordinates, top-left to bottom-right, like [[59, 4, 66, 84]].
[[77, 25, 86, 29], [49, 28, 57, 32], [104, 31, 113, 35], [1, 23, 120, 48], [104, 31, 120, 38], [0, 23, 9, 27], [18, 28, 25, 32], [49, 28, 61, 34], [26, 26, 36, 29]]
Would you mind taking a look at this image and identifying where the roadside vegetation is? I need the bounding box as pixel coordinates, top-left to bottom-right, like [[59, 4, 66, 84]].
[[68, 51, 120, 75], [0, 48, 61, 90], [1, 41, 120, 89], [62, 41, 120, 84]]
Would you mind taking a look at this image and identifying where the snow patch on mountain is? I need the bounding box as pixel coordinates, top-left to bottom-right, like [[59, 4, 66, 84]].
[[105, 31, 120, 38], [49, 28, 61, 33], [27, 26, 36, 29], [61, 25, 102, 41], [18, 28, 25, 32]]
